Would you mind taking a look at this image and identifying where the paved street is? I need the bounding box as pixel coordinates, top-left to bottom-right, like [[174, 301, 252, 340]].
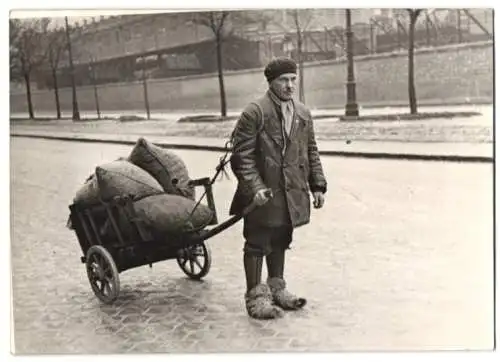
[[10, 137, 494, 354]]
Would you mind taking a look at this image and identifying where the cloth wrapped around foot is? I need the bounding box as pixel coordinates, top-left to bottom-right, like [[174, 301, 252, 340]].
[[245, 284, 284, 320], [267, 277, 306, 310]]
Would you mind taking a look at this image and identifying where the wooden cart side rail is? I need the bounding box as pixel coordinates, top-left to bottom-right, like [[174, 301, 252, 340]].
[[189, 177, 218, 225], [120, 197, 154, 243], [68, 204, 94, 255], [116, 243, 180, 272], [103, 204, 127, 246], [69, 196, 155, 249], [85, 209, 103, 245]]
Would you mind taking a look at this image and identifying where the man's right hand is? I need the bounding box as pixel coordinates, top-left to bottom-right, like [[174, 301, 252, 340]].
[[253, 189, 271, 206]]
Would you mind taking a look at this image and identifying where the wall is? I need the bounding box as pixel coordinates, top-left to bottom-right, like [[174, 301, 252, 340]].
[[10, 41, 493, 115]]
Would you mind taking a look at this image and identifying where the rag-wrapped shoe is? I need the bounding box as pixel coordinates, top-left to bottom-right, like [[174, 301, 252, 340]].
[[267, 277, 306, 310], [245, 284, 284, 319]]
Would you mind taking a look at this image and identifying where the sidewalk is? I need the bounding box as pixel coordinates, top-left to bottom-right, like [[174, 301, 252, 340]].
[[10, 129, 494, 163], [9, 103, 492, 122]]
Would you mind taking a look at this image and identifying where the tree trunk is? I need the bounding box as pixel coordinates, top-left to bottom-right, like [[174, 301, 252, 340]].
[[425, 13, 431, 47], [296, 29, 305, 103], [23, 72, 34, 119], [141, 56, 151, 120], [216, 34, 227, 117], [65, 16, 80, 121], [408, 16, 418, 115], [457, 9, 463, 43], [397, 21, 402, 50], [51, 66, 61, 119]]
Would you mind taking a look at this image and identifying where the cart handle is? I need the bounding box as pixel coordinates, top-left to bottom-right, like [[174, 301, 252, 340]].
[[190, 189, 273, 243], [189, 177, 211, 187]]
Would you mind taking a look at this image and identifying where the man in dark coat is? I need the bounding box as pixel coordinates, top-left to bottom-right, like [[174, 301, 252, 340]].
[[229, 57, 327, 319]]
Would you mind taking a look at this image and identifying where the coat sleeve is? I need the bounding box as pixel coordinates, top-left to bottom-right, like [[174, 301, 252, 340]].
[[230, 104, 267, 197], [306, 111, 327, 194]]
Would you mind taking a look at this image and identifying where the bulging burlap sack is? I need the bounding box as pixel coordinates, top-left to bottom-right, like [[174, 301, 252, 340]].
[[133, 194, 214, 235], [95, 159, 164, 202], [73, 174, 100, 205], [128, 137, 196, 200]]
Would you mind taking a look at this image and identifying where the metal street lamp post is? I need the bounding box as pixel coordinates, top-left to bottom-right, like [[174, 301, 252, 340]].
[[345, 9, 359, 117]]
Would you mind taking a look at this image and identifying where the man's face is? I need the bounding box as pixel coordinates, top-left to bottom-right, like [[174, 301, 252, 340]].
[[270, 73, 297, 101]]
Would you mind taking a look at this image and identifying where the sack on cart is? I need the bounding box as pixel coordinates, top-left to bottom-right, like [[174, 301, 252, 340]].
[[70, 158, 213, 241], [128, 137, 196, 200]]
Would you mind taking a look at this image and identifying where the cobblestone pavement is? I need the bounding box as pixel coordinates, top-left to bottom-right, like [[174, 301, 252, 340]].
[[10, 137, 494, 354]]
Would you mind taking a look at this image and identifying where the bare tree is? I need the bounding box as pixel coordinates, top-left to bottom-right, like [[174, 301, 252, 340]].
[[10, 18, 51, 119], [192, 11, 230, 117], [10, 20, 21, 72], [406, 9, 423, 114], [288, 9, 314, 103], [64, 16, 80, 121], [46, 27, 66, 119], [192, 11, 265, 117]]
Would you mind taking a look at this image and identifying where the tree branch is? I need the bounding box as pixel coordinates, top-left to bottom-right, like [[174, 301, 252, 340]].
[[302, 11, 315, 32], [209, 12, 217, 34], [220, 11, 229, 29], [293, 10, 300, 31]]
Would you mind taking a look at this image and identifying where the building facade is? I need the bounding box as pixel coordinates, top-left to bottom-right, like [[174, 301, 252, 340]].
[[35, 8, 493, 89]]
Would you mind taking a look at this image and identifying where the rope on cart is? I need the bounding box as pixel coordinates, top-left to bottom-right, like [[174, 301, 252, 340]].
[[183, 139, 233, 228]]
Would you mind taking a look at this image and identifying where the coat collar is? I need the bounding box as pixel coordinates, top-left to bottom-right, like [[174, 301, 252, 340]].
[[260, 91, 306, 155], [268, 89, 294, 111], [266, 90, 309, 121], [261, 92, 285, 150]]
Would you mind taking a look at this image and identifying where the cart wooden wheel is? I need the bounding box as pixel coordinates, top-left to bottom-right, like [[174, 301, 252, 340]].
[[176, 243, 212, 280], [85, 245, 120, 304]]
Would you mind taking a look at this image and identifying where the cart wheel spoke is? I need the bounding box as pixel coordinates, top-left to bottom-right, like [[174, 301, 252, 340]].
[[194, 257, 203, 270], [103, 280, 112, 296], [90, 272, 99, 283], [86, 245, 120, 304], [89, 277, 97, 288], [177, 243, 211, 280], [99, 280, 105, 293], [104, 276, 113, 287], [103, 264, 112, 277]]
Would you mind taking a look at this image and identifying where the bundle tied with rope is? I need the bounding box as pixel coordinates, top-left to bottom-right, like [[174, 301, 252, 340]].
[[68, 137, 233, 242]]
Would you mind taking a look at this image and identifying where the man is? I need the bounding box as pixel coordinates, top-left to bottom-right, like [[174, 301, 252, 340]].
[[229, 57, 327, 319]]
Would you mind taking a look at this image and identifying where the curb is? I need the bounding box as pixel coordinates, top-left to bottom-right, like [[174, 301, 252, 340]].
[[10, 133, 494, 164]]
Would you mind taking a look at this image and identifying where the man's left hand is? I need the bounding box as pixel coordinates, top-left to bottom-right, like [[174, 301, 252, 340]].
[[313, 192, 325, 209]]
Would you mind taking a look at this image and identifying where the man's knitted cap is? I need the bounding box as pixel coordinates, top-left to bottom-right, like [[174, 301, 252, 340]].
[[264, 57, 297, 83]]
